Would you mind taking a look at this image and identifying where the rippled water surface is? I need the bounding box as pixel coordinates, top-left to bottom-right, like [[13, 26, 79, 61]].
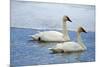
[[10, 27, 95, 66]]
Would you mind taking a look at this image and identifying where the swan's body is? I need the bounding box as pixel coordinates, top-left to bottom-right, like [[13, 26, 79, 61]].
[[49, 42, 87, 53], [31, 16, 72, 42], [31, 31, 67, 41], [49, 27, 87, 53]]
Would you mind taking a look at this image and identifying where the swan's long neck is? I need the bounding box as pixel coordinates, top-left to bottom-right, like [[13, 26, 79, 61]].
[[62, 21, 70, 41], [77, 32, 86, 49]]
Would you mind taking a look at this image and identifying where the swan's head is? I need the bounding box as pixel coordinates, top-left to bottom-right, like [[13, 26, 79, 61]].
[[63, 16, 72, 22], [78, 27, 87, 33]]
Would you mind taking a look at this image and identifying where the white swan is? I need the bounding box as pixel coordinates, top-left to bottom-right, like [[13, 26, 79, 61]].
[[30, 16, 72, 42], [49, 27, 87, 53]]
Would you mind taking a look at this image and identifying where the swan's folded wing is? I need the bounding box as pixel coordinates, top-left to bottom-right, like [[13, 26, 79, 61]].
[[40, 31, 64, 41], [58, 42, 82, 51]]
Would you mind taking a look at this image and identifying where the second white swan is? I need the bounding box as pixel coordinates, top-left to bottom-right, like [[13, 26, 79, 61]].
[[30, 16, 72, 42], [49, 27, 87, 53]]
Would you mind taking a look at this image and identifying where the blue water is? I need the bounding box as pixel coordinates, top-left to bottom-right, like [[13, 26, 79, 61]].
[[10, 27, 95, 66]]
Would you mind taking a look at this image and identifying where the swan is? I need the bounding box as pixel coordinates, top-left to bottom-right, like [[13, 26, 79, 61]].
[[49, 27, 87, 53], [30, 16, 72, 42]]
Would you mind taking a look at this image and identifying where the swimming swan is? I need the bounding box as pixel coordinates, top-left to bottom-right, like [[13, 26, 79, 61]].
[[30, 16, 72, 41], [49, 27, 87, 53]]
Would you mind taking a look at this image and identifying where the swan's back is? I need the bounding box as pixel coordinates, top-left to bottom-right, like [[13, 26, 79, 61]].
[[41, 31, 65, 41], [32, 31, 65, 41], [54, 42, 84, 52]]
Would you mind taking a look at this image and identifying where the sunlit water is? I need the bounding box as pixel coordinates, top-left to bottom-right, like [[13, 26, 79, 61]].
[[10, 27, 95, 66]]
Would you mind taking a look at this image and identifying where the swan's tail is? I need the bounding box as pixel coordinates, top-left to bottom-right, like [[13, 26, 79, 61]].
[[28, 35, 37, 40], [48, 48, 64, 53], [48, 48, 54, 51], [48, 48, 57, 53], [48, 48, 57, 52]]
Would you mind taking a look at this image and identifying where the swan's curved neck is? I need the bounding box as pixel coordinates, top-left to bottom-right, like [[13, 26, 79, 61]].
[[62, 21, 70, 41], [77, 32, 86, 49]]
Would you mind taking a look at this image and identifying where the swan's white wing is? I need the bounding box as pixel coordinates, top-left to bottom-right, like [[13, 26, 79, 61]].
[[48, 43, 65, 53], [52, 42, 83, 52], [31, 31, 65, 41], [62, 42, 82, 51], [41, 31, 64, 41]]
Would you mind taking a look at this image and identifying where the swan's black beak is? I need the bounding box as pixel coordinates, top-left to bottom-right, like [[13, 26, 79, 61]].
[[82, 28, 87, 33], [68, 18, 72, 22], [66, 16, 72, 22], [81, 27, 87, 33], [83, 30, 87, 33]]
